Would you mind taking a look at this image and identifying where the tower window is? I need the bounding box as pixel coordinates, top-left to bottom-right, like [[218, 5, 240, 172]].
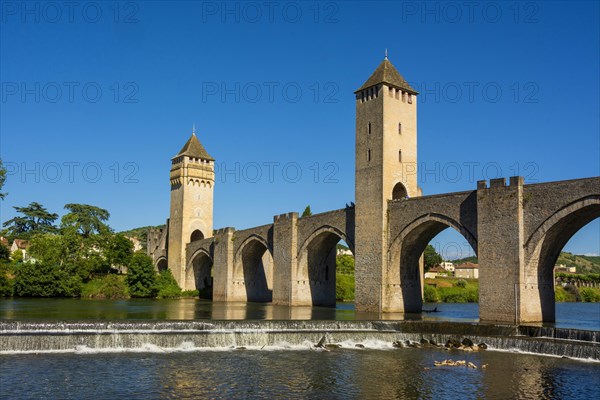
[[399, 150, 402, 162], [368, 122, 371, 134], [402, 92, 406, 102], [398, 123, 402, 134], [408, 94, 413, 104], [367, 149, 371, 162], [395, 89, 400, 100], [388, 87, 393, 97]]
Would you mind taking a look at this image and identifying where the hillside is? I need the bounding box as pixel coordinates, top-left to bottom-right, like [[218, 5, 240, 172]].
[[452, 252, 600, 274], [118, 225, 165, 251]]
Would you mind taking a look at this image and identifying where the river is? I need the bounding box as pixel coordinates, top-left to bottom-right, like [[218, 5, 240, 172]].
[[0, 299, 598, 330]]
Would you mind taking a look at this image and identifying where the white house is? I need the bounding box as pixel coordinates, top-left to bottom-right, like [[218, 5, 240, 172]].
[[440, 261, 454, 272]]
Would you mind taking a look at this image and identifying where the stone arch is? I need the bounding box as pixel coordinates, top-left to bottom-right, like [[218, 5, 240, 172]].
[[190, 229, 204, 242], [297, 225, 354, 307], [156, 257, 168, 272], [187, 248, 213, 299], [392, 182, 409, 200], [523, 195, 600, 322], [386, 213, 478, 313], [233, 235, 273, 302]]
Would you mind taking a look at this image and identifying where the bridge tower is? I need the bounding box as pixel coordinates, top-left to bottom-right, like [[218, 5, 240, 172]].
[[168, 130, 215, 289], [354, 56, 419, 312]]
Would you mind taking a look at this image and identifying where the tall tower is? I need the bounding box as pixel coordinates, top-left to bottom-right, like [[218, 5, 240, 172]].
[[168, 130, 215, 289], [354, 56, 419, 312]]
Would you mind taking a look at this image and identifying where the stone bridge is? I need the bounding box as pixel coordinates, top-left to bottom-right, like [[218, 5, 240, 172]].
[[173, 176, 599, 324]]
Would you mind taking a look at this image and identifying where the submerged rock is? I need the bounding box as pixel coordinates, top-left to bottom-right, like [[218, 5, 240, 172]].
[[392, 341, 405, 348], [325, 344, 341, 350], [355, 344, 365, 349], [462, 338, 474, 347], [478, 343, 488, 350]]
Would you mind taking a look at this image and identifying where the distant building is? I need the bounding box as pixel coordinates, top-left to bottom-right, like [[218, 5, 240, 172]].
[[126, 236, 143, 252], [336, 248, 353, 256], [554, 264, 576, 273], [424, 266, 447, 279], [10, 239, 31, 261], [440, 261, 454, 272], [454, 262, 479, 279]]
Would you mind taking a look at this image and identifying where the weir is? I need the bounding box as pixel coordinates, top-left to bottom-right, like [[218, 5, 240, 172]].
[[1, 321, 598, 360]]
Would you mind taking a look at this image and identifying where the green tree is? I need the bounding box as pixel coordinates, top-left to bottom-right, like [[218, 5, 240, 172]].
[[13, 262, 81, 297], [0, 158, 6, 200], [424, 245, 442, 271], [61, 204, 111, 237], [3, 202, 58, 238], [336, 254, 355, 275], [301, 205, 312, 217], [0, 244, 10, 262], [155, 269, 182, 299], [105, 234, 134, 270], [126, 252, 157, 298]]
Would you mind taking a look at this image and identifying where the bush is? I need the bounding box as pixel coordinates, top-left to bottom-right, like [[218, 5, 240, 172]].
[[126, 252, 157, 298], [13, 262, 81, 297], [455, 279, 467, 288], [181, 290, 199, 298], [564, 284, 581, 302], [155, 269, 182, 299], [336, 273, 355, 301], [81, 275, 129, 299], [555, 286, 575, 302], [579, 287, 600, 302], [437, 287, 478, 303], [0, 272, 13, 297], [423, 285, 439, 302]]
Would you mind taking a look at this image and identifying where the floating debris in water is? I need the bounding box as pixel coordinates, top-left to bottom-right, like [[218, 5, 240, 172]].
[[434, 359, 480, 369]]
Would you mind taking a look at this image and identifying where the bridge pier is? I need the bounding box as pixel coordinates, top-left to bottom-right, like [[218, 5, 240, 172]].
[[272, 212, 298, 306], [212, 227, 235, 302], [477, 177, 524, 324]]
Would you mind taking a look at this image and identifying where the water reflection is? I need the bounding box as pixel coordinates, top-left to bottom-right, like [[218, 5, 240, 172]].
[[0, 299, 598, 330], [1, 348, 598, 399]]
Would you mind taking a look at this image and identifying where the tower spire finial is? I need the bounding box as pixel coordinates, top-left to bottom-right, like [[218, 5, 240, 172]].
[[192, 123, 196, 135], [384, 48, 388, 60]]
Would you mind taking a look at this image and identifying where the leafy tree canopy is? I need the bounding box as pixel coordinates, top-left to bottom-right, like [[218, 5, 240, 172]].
[[2, 202, 58, 238], [61, 203, 111, 237], [424, 244, 442, 271], [301, 205, 312, 217], [126, 252, 157, 298], [0, 158, 6, 200]]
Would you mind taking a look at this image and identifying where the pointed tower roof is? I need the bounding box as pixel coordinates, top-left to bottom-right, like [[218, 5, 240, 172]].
[[355, 57, 418, 94], [175, 133, 214, 161]]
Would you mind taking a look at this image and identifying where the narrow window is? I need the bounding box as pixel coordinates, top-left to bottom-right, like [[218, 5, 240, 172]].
[[368, 122, 371, 134], [399, 150, 402, 162], [367, 149, 371, 162], [398, 123, 402, 134], [408, 94, 413, 104], [388, 87, 393, 97]]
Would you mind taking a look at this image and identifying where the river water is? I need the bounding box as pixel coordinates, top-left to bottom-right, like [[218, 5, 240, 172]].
[[1, 345, 599, 399], [0, 299, 599, 330], [1, 300, 599, 399]]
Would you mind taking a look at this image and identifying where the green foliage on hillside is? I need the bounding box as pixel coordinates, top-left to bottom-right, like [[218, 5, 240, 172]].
[[336, 255, 355, 301], [118, 225, 165, 251], [557, 252, 600, 274], [452, 256, 479, 264]]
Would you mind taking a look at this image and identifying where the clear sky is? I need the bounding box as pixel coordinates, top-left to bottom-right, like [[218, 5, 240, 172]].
[[1, 1, 598, 259]]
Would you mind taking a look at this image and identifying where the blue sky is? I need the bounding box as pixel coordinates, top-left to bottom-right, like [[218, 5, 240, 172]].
[[1, 1, 598, 258]]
